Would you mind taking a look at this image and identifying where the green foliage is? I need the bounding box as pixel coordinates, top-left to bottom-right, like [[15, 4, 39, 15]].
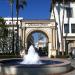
[[56, 51, 69, 58], [9, 0, 14, 3], [56, 55, 69, 58], [0, 17, 8, 38], [19, 0, 27, 9], [0, 27, 8, 37], [0, 17, 9, 53], [52, 0, 75, 4], [16, 0, 27, 10], [51, 0, 75, 12], [0, 17, 5, 25], [0, 53, 21, 58], [42, 47, 48, 56]]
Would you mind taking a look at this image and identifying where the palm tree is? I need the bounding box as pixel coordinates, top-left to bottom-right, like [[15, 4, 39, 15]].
[[57, 0, 75, 55], [50, 0, 75, 56], [50, 0, 58, 56], [16, 0, 27, 54], [8, 0, 14, 53], [8, 0, 14, 22]]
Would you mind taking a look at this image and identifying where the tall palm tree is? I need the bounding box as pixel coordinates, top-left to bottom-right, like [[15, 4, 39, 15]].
[[50, 0, 58, 56], [58, 0, 75, 55], [50, 0, 75, 56], [60, 0, 65, 55], [16, 0, 27, 54], [52, 0, 64, 55], [8, 0, 14, 53]]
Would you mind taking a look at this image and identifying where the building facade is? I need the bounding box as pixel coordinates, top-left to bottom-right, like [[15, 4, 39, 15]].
[[0, 17, 57, 57]]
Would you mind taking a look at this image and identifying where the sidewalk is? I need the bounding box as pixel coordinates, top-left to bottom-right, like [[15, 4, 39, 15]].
[[63, 58, 75, 75]]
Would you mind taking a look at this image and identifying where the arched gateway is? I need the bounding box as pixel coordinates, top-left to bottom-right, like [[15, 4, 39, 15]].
[[20, 19, 57, 57]]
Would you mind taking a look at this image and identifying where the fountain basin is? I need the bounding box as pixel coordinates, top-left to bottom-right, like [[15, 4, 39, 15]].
[[0, 58, 71, 75]]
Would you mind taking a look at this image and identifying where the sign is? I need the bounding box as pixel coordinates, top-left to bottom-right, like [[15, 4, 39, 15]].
[[22, 23, 51, 28]]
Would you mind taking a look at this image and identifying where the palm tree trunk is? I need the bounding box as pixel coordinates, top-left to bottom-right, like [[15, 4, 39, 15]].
[[57, 3, 62, 55], [11, 2, 14, 54], [51, 0, 58, 55], [16, 0, 19, 55], [61, 0, 65, 55], [57, 1, 63, 56], [9, 0, 14, 53]]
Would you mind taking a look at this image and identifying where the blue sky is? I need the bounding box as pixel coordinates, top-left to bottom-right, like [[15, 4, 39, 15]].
[[0, 0, 51, 19]]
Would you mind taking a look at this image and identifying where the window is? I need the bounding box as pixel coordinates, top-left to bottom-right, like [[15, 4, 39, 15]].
[[64, 24, 69, 33], [66, 7, 73, 18], [71, 24, 75, 33]]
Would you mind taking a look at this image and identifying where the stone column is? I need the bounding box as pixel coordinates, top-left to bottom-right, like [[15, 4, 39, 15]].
[[22, 29, 24, 48], [49, 26, 56, 57], [48, 42, 52, 58]]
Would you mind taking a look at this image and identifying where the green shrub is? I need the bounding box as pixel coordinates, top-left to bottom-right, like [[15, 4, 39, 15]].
[[0, 53, 21, 58]]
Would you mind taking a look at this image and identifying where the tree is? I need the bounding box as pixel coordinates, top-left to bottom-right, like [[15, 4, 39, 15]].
[[0, 17, 5, 25], [8, 0, 14, 53], [0, 17, 8, 53], [16, 0, 27, 54], [50, 0, 75, 56], [0, 17, 8, 38]]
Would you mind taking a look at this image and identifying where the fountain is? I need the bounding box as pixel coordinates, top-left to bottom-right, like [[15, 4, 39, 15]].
[[0, 45, 71, 75], [20, 45, 42, 64]]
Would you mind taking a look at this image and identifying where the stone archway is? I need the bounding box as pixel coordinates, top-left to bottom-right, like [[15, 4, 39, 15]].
[[26, 30, 49, 56], [20, 19, 57, 57]]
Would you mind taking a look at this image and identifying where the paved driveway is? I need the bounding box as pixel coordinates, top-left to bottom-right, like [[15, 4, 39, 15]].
[[63, 58, 75, 75]]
